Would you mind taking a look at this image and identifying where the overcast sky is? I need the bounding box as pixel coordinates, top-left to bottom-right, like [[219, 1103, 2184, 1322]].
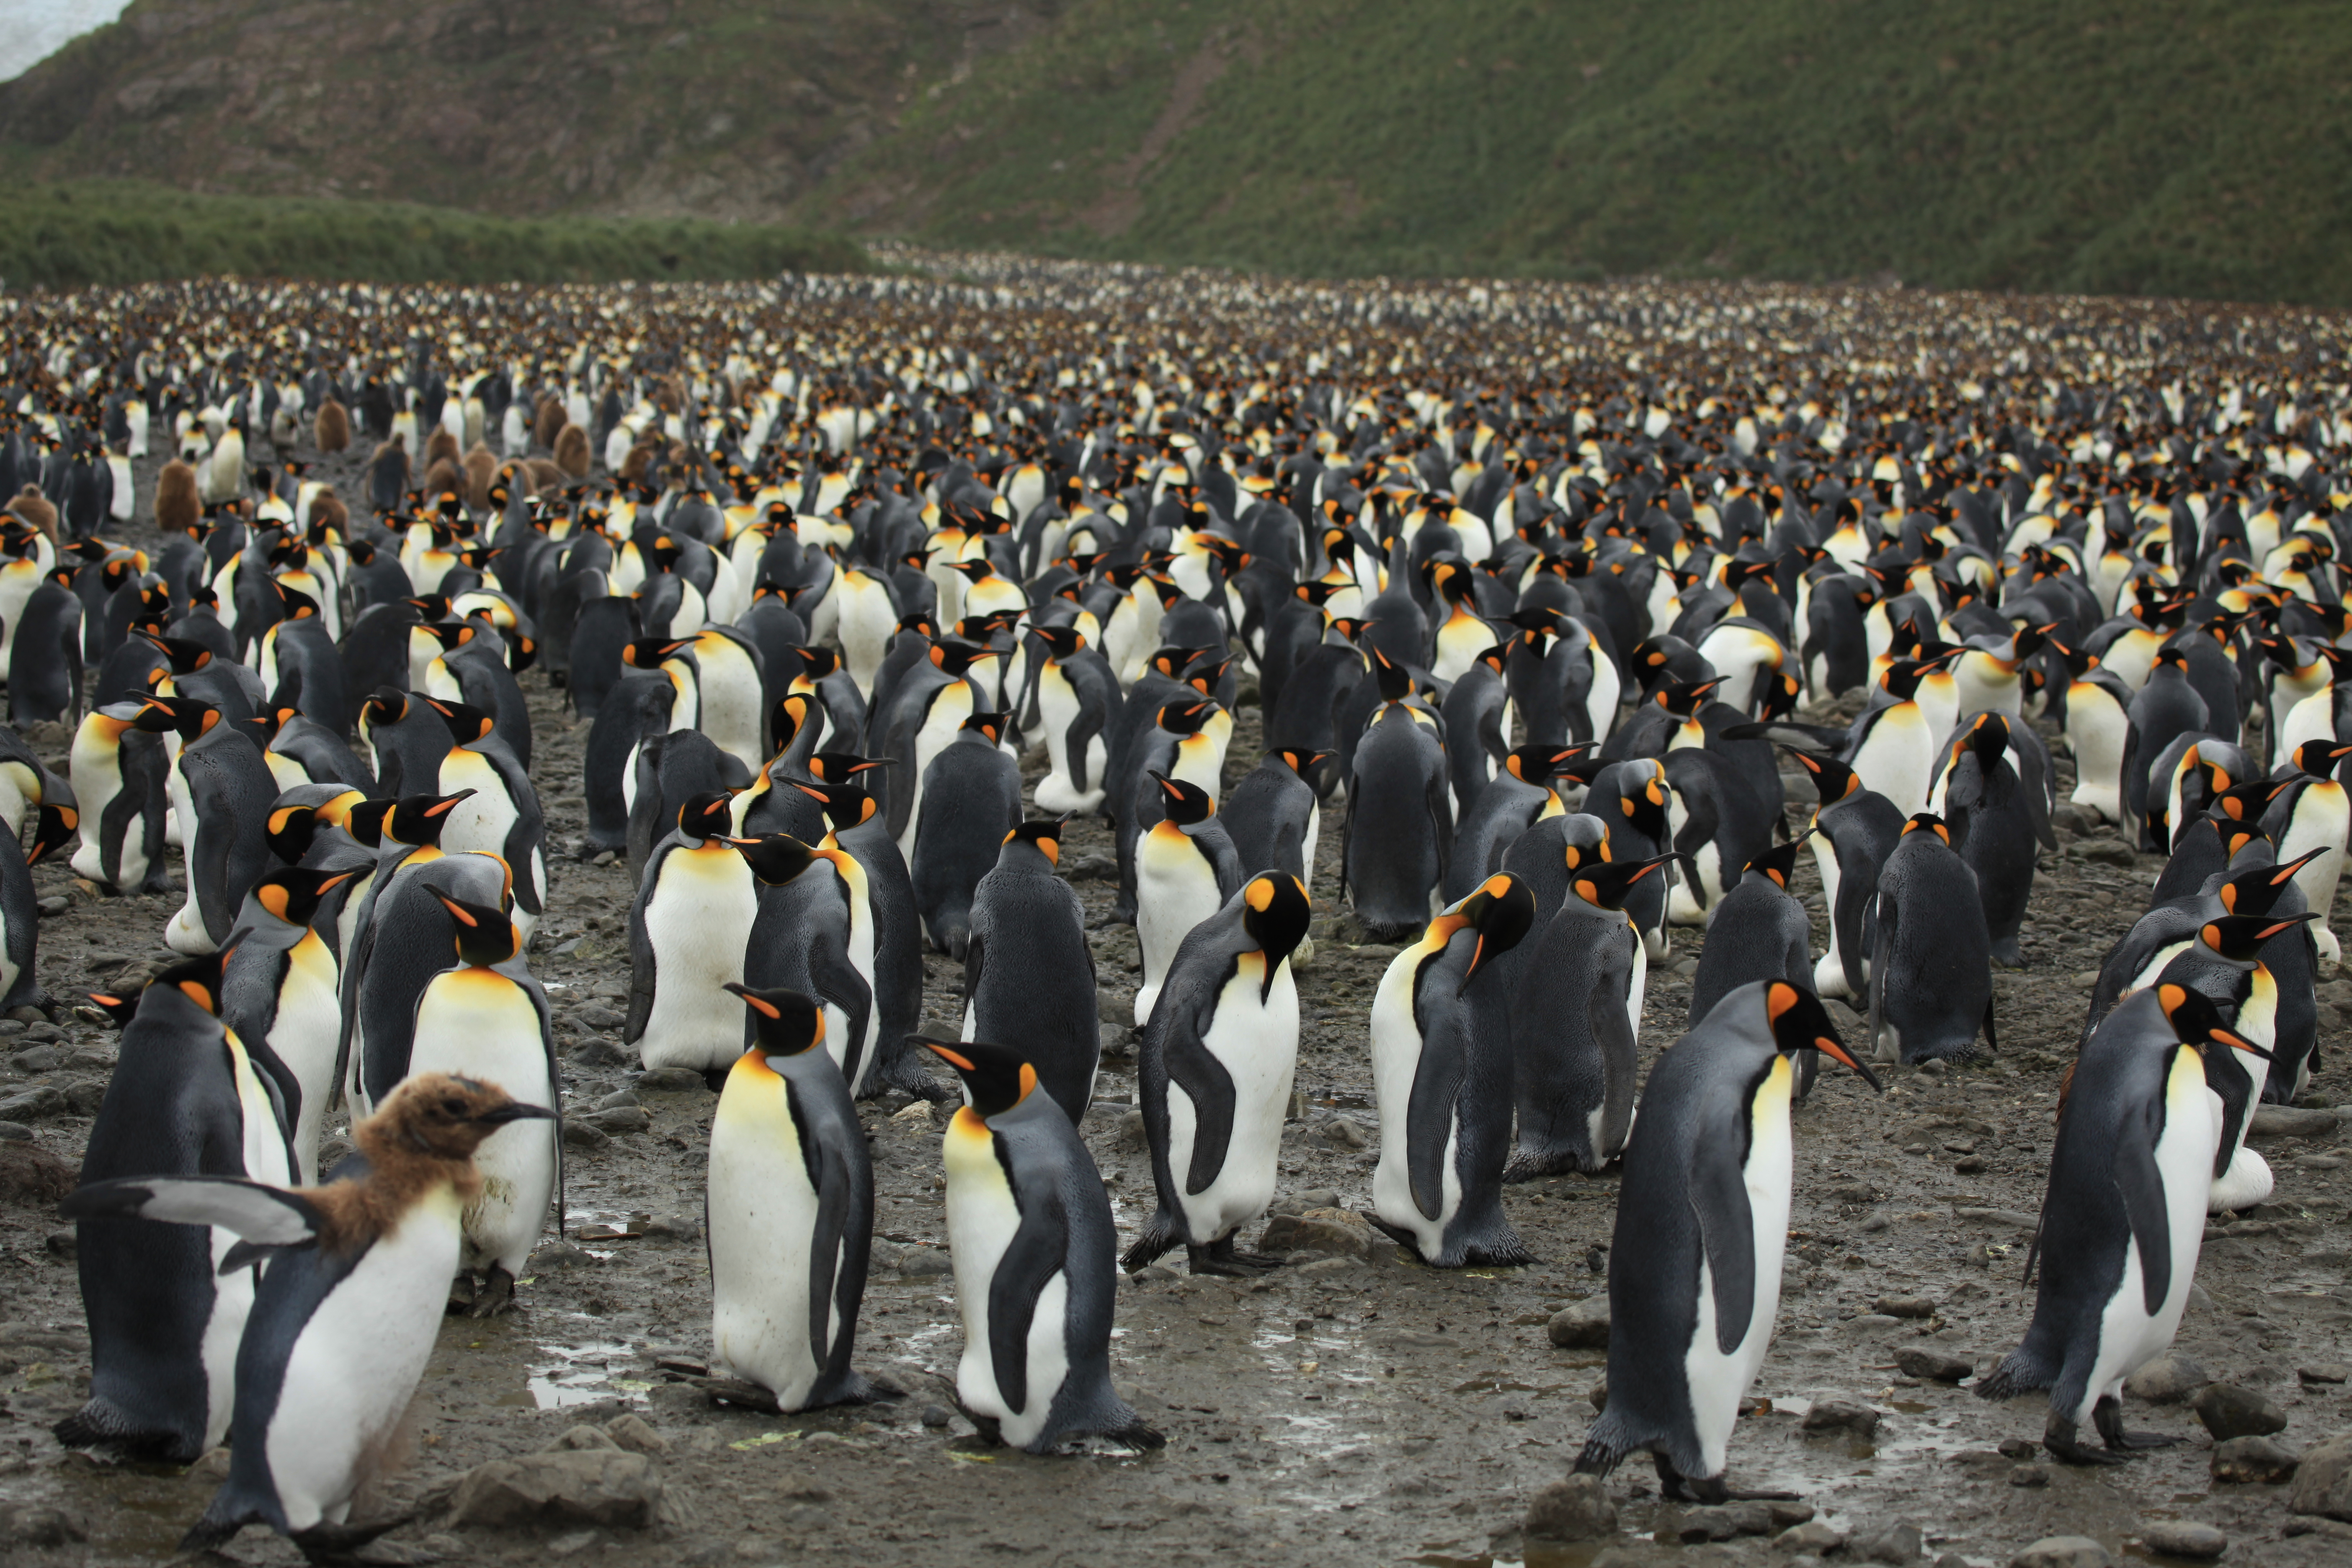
[[0, 1, 132, 83]]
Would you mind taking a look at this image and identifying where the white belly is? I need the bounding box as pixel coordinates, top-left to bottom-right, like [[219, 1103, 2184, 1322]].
[[1134, 832, 1225, 1024], [266, 935, 344, 1184], [944, 1118, 1069, 1449], [407, 974, 557, 1273], [1167, 960, 1297, 1243], [694, 638, 764, 774], [263, 1190, 463, 1532], [709, 1069, 830, 1407], [1368, 949, 1459, 1256], [898, 685, 974, 861], [640, 850, 759, 1072], [1034, 669, 1106, 815], [164, 760, 214, 955], [1682, 1060, 1792, 1477], [2065, 691, 2128, 822]]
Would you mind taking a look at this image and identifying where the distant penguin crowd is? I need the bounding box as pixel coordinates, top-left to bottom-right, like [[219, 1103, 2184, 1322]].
[[0, 266, 2347, 1541]]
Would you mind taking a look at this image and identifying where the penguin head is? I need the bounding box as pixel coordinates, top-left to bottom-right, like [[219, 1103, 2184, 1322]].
[[2290, 739, 2352, 779], [1569, 851, 1677, 913], [1149, 771, 1214, 825], [2200, 912, 2318, 965], [1156, 699, 1215, 738], [138, 694, 219, 740], [961, 712, 1011, 746], [1756, 671, 1805, 722], [276, 583, 322, 621], [1003, 818, 1063, 867], [725, 832, 822, 885], [150, 947, 236, 1017], [1444, 873, 1535, 994], [26, 803, 76, 868], [254, 867, 358, 928], [369, 1072, 556, 1163], [2156, 984, 2272, 1063], [1272, 747, 1331, 780], [83, 988, 139, 1030], [1616, 764, 1673, 840], [794, 778, 878, 832], [676, 790, 736, 845], [422, 619, 478, 654], [1503, 743, 1589, 788], [622, 637, 689, 669], [2152, 646, 2189, 675], [1657, 678, 1724, 717], [928, 640, 1000, 677], [724, 983, 827, 1058], [385, 789, 475, 847], [916, 1036, 1039, 1119], [2208, 779, 2289, 824], [1369, 647, 1414, 704], [2218, 848, 2326, 916], [1185, 655, 1233, 696], [430, 890, 522, 966], [1744, 840, 1802, 890], [1900, 812, 1952, 847], [1963, 710, 2012, 762], [769, 693, 822, 755], [156, 635, 214, 673], [1240, 873, 1312, 995], [344, 797, 397, 848], [363, 688, 415, 729], [422, 697, 496, 744]]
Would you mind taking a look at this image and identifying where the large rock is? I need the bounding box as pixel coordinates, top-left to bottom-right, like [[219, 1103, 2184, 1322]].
[[2248, 1106, 2341, 1141], [2011, 1537, 2112, 1568], [2138, 1521, 2226, 1560], [1259, 1207, 1378, 1260], [1524, 1474, 1617, 1541], [1547, 1295, 1611, 1349], [448, 1449, 662, 1529], [2212, 1435, 2299, 1484], [2290, 1431, 2352, 1521], [1851, 1522, 1924, 1564], [2191, 1383, 2286, 1440], [2124, 1352, 2209, 1403]]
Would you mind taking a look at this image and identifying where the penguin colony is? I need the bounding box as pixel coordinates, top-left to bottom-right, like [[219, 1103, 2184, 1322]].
[[0, 266, 2346, 1549]]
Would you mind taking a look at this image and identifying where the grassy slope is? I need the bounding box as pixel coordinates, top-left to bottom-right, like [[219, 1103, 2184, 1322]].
[[799, 0, 2352, 303], [0, 182, 867, 289]]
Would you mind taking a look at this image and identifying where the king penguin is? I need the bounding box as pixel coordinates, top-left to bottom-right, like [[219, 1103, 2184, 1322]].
[[1367, 873, 1539, 1266], [1868, 813, 1996, 1065], [1122, 872, 1312, 1276], [962, 820, 1101, 1122], [704, 984, 888, 1412], [910, 711, 1024, 957], [626, 791, 758, 1078], [1133, 773, 1245, 1025], [908, 1026, 1167, 1451], [1574, 981, 1879, 1502]]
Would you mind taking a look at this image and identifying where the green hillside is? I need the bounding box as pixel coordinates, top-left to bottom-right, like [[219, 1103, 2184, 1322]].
[[0, 182, 867, 289], [4, 0, 2349, 303], [797, 0, 2352, 304]]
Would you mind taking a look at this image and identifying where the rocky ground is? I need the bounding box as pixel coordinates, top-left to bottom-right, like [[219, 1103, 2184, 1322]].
[[1, 439, 2350, 1567]]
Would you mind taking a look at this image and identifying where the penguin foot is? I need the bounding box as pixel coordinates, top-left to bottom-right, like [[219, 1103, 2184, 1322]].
[[1184, 1240, 1283, 1277], [466, 1266, 518, 1318], [2092, 1395, 2179, 1452], [692, 1376, 784, 1414], [2042, 1414, 2135, 1466], [1502, 1149, 1604, 1183], [289, 1512, 415, 1564]]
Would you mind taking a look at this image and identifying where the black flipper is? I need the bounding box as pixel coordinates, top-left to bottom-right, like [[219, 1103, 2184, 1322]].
[[1687, 1124, 1758, 1354], [2116, 1065, 2174, 1316], [985, 1139, 1070, 1416], [1403, 957, 1466, 1222]]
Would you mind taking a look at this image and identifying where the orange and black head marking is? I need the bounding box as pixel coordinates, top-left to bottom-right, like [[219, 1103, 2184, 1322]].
[[1762, 980, 1880, 1090], [430, 889, 521, 967], [676, 789, 737, 843], [915, 1034, 1038, 1119], [1901, 812, 1952, 845], [723, 983, 827, 1057], [1240, 874, 1312, 996], [1004, 818, 1064, 866]]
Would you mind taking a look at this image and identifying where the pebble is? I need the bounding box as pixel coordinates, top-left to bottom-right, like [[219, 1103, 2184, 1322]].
[[0, 1122, 30, 1142], [8, 1046, 61, 1074], [569, 1037, 632, 1068], [2190, 1382, 2286, 1439], [634, 1067, 704, 1092], [918, 1403, 952, 1428], [2138, 1521, 2227, 1560], [1893, 1347, 1973, 1383], [2124, 1351, 2209, 1403], [2247, 1106, 2341, 1140], [562, 1121, 612, 1150], [2210, 1434, 2298, 1483], [1523, 1474, 1617, 1542], [1546, 1295, 1611, 1349], [1850, 1522, 1924, 1564], [2009, 1464, 2049, 1488], [1874, 1295, 1936, 1319], [2298, 1364, 2350, 1385], [1800, 1398, 1881, 1437], [582, 1105, 649, 1135], [34, 896, 67, 917], [1776, 1521, 1845, 1555], [2011, 1538, 2112, 1568], [1318, 1116, 1370, 1150], [897, 1248, 952, 1278]]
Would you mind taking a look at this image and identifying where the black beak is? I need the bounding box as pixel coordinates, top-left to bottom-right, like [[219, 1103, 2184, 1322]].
[[475, 1102, 557, 1125]]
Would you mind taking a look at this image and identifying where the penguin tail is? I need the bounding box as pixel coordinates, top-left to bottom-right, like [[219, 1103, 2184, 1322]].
[[1973, 1347, 2056, 1403], [1121, 1212, 1181, 1274], [1572, 1431, 1632, 1478]]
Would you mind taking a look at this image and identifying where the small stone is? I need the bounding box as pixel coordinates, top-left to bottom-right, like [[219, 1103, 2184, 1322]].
[[574, 1004, 629, 1032], [562, 1120, 612, 1150], [1276, 1188, 1340, 1215], [0, 1505, 87, 1547], [1997, 1437, 2039, 1459], [604, 1415, 668, 1455], [2211, 1434, 2299, 1484], [2011, 1538, 2112, 1568], [584, 1104, 650, 1135], [446, 1449, 662, 1529], [1893, 1347, 1973, 1382], [634, 1067, 705, 1092], [569, 1036, 632, 1068], [0, 1121, 31, 1142], [2124, 1352, 2209, 1403], [2300, 1364, 2351, 1386], [543, 1424, 622, 1453], [35, 895, 67, 917], [44, 1230, 74, 1257], [898, 1247, 953, 1277], [9, 1046, 62, 1074], [0, 1086, 67, 1122], [892, 1100, 934, 1125], [1800, 1398, 1881, 1437], [530, 1240, 593, 1270], [2248, 1106, 2341, 1140], [918, 1403, 952, 1428], [2191, 1382, 2287, 1439], [1260, 1207, 1377, 1261], [1318, 1116, 1370, 1150], [1546, 1295, 1611, 1349], [1851, 1522, 1924, 1563], [1776, 1521, 1846, 1555], [2289, 1431, 2352, 1521], [2010, 1464, 2050, 1488], [2139, 1521, 2226, 1560], [1523, 1474, 1617, 1542], [1874, 1295, 1936, 1319], [1096, 992, 1132, 1025], [1658, 1504, 1739, 1543], [2077, 840, 2136, 868]]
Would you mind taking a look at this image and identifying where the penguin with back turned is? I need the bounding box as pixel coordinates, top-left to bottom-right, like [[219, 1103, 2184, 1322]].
[[63, 1075, 554, 1554], [58, 948, 297, 1464], [0, 802, 72, 1013], [1977, 985, 2260, 1464], [704, 984, 889, 1413], [1936, 710, 2052, 966], [1222, 746, 1326, 899], [797, 768, 942, 1102], [404, 891, 561, 1315], [1575, 981, 1880, 1502], [1343, 652, 1454, 940], [1687, 841, 1815, 1029], [731, 830, 874, 1100], [923, 1035, 1162, 1454], [1368, 873, 1539, 1266], [1124, 872, 1312, 1277], [1444, 743, 1584, 904], [1868, 813, 1995, 1065], [911, 711, 1024, 958], [962, 820, 1100, 1124]]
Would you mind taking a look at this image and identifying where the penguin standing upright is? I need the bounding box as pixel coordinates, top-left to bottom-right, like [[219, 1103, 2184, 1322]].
[[962, 820, 1100, 1122], [1507, 855, 1676, 1179], [2123, 647, 2211, 849], [627, 792, 758, 1078], [1133, 774, 1245, 1024], [1785, 750, 1905, 1001], [1977, 986, 2258, 1464], [1868, 813, 1995, 1065], [732, 832, 874, 1099], [57, 952, 297, 1463], [62, 1075, 554, 1554], [923, 1036, 1161, 1454], [1937, 711, 2053, 966], [159, 697, 281, 955], [1221, 746, 1326, 899], [797, 769, 940, 1102], [705, 984, 886, 1411], [221, 867, 358, 1183], [402, 892, 560, 1315], [1344, 657, 1453, 939], [1445, 743, 1581, 903], [1027, 623, 1123, 815], [2262, 739, 2352, 967], [1574, 981, 1879, 1501], [2059, 642, 2135, 823], [1123, 873, 1312, 1276], [1367, 874, 1538, 1266], [910, 712, 1024, 957], [1687, 841, 1815, 1029], [0, 803, 72, 1012], [425, 698, 548, 943], [69, 698, 177, 893]]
